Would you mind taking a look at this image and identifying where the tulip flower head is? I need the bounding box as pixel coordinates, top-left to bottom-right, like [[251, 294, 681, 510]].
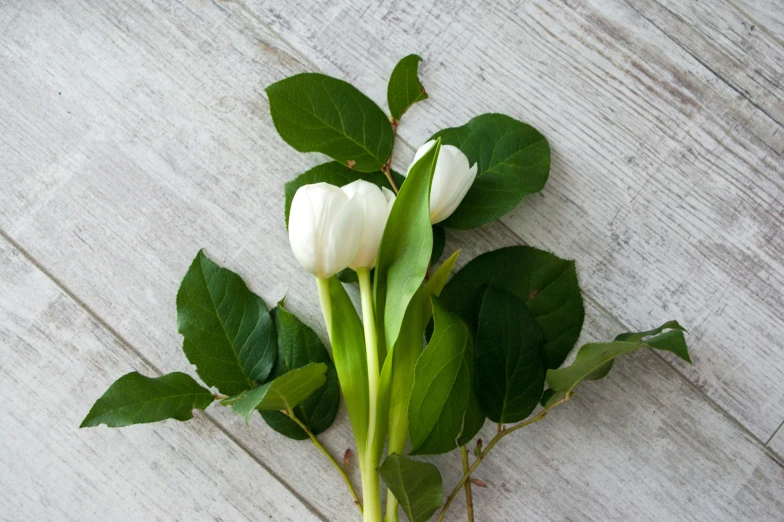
[[288, 182, 364, 278], [408, 140, 477, 224], [341, 180, 396, 270]]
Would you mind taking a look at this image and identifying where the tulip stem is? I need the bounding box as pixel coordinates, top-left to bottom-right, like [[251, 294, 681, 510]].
[[357, 268, 383, 522], [316, 277, 333, 338]]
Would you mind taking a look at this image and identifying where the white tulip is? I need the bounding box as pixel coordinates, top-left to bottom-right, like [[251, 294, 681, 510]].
[[341, 180, 396, 270], [288, 182, 364, 278], [408, 140, 477, 224]]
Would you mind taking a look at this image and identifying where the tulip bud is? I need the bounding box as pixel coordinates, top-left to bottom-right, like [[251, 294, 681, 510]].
[[341, 180, 395, 270], [408, 140, 477, 224], [288, 182, 364, 278]]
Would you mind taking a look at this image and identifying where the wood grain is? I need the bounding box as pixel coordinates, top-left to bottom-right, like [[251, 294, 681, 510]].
[[624, 0, 784, 131], [2, 0, 783, 520], [250, 0, 784, 441], [0, 238, 319, 522]]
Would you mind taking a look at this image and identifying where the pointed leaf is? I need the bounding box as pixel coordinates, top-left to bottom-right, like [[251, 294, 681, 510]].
[[409, 297, 471, 455], [327, 277, 370, 450], [177, 250, 276, 396], [387, 54, 428, 120], [261, 303, 339, 440], [386, 250, 461, 456], [80, 372, 213, 428], [457, 331, 484, 446], [431, 113, 550, 229], [283, 162, 404, 227], [475, 287, 545, 423], [266, 73, 394, 172], [440, 246, 584, 369], [225, 363, 327, 424], [374, 139, 439, 352], [379, 454, 443, 522], [547, 321, 690, 394]]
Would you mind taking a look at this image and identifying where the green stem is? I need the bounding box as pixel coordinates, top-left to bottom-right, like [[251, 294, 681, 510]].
[[286, 409, 363, 514], [316, 277, 333, 338], [459, 446, 474, 522], [358, 268, 383, 522], [436, 396, 570, 522]]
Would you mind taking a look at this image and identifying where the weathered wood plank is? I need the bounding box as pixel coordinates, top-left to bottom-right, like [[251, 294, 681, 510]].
[[0, 238, 319, 522], [623, 0, 784, 133], [249, 0, 784, 441], [2, 0, 783, 519]]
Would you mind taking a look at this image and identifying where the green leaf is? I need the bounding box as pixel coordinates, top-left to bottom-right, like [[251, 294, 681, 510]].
[[177, 250, 276, 396], [616, 320, 690, 362], [224, 363, 327, 424], [440, 246, 584, 369], [431, 113, 550, 229], [386, 250, 461, 456], [260, 303, 339, 440], [387, 54, 428, 121], [327, 277, 369, 450], [475, 287, 546, 423], [374, 139, 440, 352], [266, 73, 394, 172], [337, 267, 359, 284], [409, 297, 471, 455], [379, 454, 443, 522], [430, 226, 446, 266], [546, 321, 690, 395], [283, 162, 405, 227], [457, 327, 484, 446], [80, 372, 213, 428]]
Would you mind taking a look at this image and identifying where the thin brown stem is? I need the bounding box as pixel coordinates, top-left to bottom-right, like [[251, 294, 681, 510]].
[[459, 446, 474, 522], [285, 409, 363, 514], [382, 117, 399, 193], [437, 395, 570, 522]]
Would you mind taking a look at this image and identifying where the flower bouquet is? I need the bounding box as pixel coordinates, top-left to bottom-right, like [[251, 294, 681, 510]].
[[81, 55, 690, 522]]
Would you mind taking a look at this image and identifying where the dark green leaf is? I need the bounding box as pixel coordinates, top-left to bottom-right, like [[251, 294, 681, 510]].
[[326, 277, 370, 450], [546, 321, 690, 394], [387, 54, 428, 121], [261, 303, 339, 440], [430, 226, 446, 266], [177, 250, 276, 396], [379, 454, 443, 522], [475, 287, 545, 423], [266, 73, 394, 172], [431, 113, 550, 229], [374, 140, 439, 352], [409, 297, 471, 455], [283, 162, 404, 227], [80, 372, 213, 428], [224, 363, 327, 424], [440, 246, 584, 369]]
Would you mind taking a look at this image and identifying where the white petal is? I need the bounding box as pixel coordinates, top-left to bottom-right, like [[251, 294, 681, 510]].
[[323, 193, 364, 277], [288, 187, 319, 274], [406, 139, 437, 176]]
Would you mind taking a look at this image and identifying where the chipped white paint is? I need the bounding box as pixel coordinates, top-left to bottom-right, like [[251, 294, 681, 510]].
[[0, 0, 782, 520]]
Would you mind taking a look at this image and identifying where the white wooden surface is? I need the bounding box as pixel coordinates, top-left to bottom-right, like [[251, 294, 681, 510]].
[[1, 0, 782, 521]]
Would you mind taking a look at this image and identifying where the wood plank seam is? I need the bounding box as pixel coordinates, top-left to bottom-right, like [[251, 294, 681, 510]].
[[0, 228, 330, 522], [621, 0, 784, 144]]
